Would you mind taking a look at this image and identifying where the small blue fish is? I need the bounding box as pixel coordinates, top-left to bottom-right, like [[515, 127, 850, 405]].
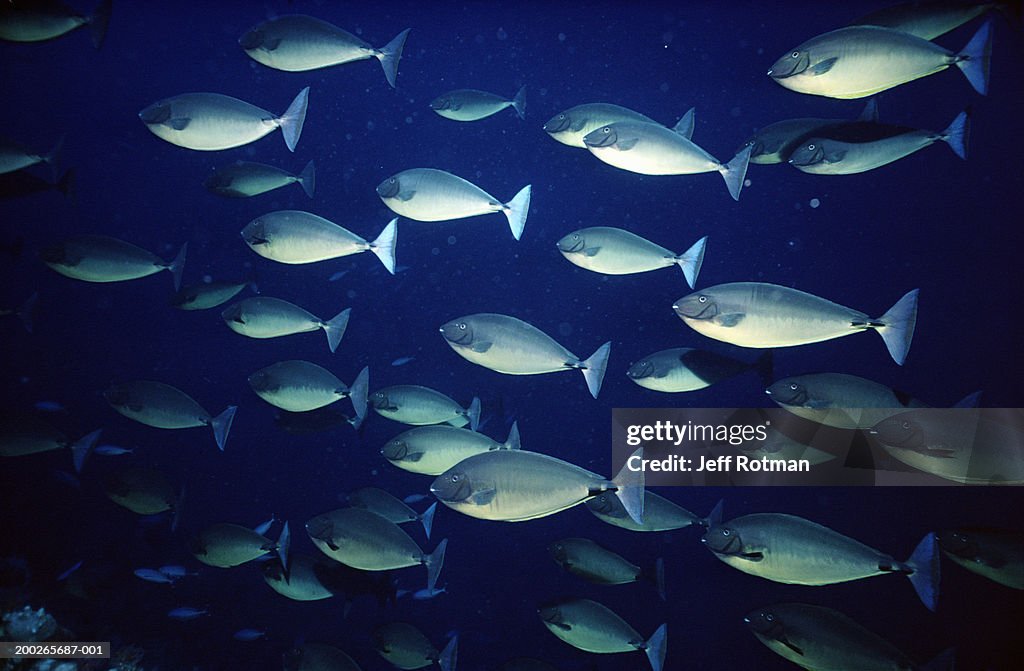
[[391, 356, 416, 367], [135, 568, 174, 584], [329, 270, 349, 282], [403, 494, 431, 504], [34, 400, 66, 412], [94, 445, 134, 456], [158, 565, 196, 579], [233, 629, 266, 641], [398, 586, 446, 600], [168, 607, 207, 620], [253, 516, 276, 536], [57, 561, 82, 581]]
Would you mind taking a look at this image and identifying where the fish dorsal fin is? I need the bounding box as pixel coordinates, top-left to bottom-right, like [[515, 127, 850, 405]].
[[672, 108, 695, 140], [858, 98, 878, 122]]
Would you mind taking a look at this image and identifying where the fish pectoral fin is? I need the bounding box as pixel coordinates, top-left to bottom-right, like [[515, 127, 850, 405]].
[[264, 37, 282, 50], [405, 452, 424, 462], [326, 540, 341, 552], [616, 138, 639, 151], [921, 447, 957, 459], [740, 551, 764, 561], [716, 313, 745, 328], [166, 117, 191, 131], [570, 119, 586, 132], [780, 637, 804, 656], [470, 341, 493, 353], [583, 246, 602, 257], [551, 622, 572, 632], [396, 189, 417, 202], [810, 57, 838, 76], [470, 488, 496, 505], [826, 148, 847, 163]]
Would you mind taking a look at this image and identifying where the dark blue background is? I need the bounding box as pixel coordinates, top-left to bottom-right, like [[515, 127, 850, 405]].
[[1, 1, 1022, 669]]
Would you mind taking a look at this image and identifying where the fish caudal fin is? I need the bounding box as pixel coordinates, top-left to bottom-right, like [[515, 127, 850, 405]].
[[906, 532, 940, 611], [511, 85, 527, 120], [89, 0, 112, 49], [277, 521, 291, 575], [674, 235, 707, 289], [940, 109, 970, 160], [323, 307, 351, 353], [424, 538, 448, 592], [466, 396, 481, 432], [503, 185, 531, 240], [348, 366, 370, 425], [954, 391, 983, 408], [279, 87, 310, 152], [720, 145, 752, 201], [211, 405, 237, 451], [71, 429, 101, 473], [875, 289, 919, 365], [581, 341, 611, 399], [612, 447, 645, 525], [504, 421, 521, 450], [672, 108, 695, 140], [377, 28, 411, 88], [643, 623, 668, 671], [167, 242, 187, 292], [420, 501, 437, 540], [956, 20, 993, 95], [370, 218, 398, 274], [438, 633, 458, 671], [298, 159, 316, 198]]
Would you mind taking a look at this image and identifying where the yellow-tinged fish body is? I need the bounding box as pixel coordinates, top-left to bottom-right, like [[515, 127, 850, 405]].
[[850, 1, 997, 41], [586, 490, 701, 532], [104, 380, 236, 451], [242, 211, 397, 273], [539, 597, 667, 671], [222, 297, 350, 353], [371, 385, 479, 429], [248, 361, 368, 418], [42, 235, 186, 290], [628, 348, 770, 393], [767, 372, 928, 429], [938, 528, 1024, 590], [381, 423, 520, 476], [372, 622, 442, 670], [557, 227, 706, 287], [549, 537, 643, 585], [431, 87, 525, 121], [263, 555, 335, 601], [105, 467, 176, 515], [543, 103, 658, 148], [0, 0, 111, 47], [205, 160, 315, 198], [191, 523, 276, 568]]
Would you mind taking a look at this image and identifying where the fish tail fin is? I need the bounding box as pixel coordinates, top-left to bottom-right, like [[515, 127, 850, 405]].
[[858, 97, 879, 122], [874, 289, 919, 365], [210, 405, 237, 451], [369, 218, 398, 274], [643, 623, 668, 671], [466, 396, 481, 432], [671, 107, 695, 139], [276, 521, 291, 575], [322, 307, 351, 353], [43, 135, 64, 181], [511, 85, 527, 119], [673, 235, 707, 289], [377, 28, 411, 88], [940, 108, 970, 160], [348, 366, 370, 425], [70, 428, 101, 473], [580, 341, 611, 399], [502, 185, 531, 240], [504, 421, 521, 450], [88, 0, 112, 49], [420, 501, 437, 540], [720, 145, 752, 201], [279, 87, 310, 152], [424, 538, 448, 592], [611, 447, 645, 525], [905, 532, 940, 611], [753, 350, 775, 389], [922, 648, 956, 671], [167, 242, 187, 291], [701, 498, 725, 529], [954, 390, 983, 408], [16, 291, 38, 334], [438, 633, 458, 671], [955, 20, 993, 95], [298, 159, 316, 198]]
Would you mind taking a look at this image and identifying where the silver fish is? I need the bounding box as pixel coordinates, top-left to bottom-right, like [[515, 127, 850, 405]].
[[627, 348, 772, 393], [222, 297, 351, 353], [242, 211, 397, 273], [370, 385, 480, 430], [106, 467, 177, 515], [372, 623, 456, 671], [103, 380, 236, 451], [543, 102, 667, 148], [171, 280, 251, 311], [539, 597, 667, 671], [766, 372, 929, 429], [0, 136, 62, 176], [740, 98, 878, 164], [849, 1, 998, 40], [938, 528, 1024, 590], [430, 86, 526, 121], [557, 227, 706, 288], [248, 361, 368, 421], [205, 160, 315, 198], [190, 522, 289, 569], [0, 0, 111, 48], [42, 235, 187, 290], [381, 422, 521, 476], [348, 486, 437, 538]]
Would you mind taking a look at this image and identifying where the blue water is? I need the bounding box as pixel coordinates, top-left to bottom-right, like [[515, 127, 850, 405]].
[[1, 1, 1022, 669]]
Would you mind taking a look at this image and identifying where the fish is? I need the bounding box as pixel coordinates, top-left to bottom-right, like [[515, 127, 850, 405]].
[[397, 586, 446, 600], [253, 516, 277, 537], [56, 560, 82, 581], [242, 211, 397, 273], [673, 283, 919, 365], [103, 380, 237, 451], [377, 169, 531, 240], [391, 356, 416, 367], [0, 167, 74, 201], [239, 16, 410, 87], [190, 521, 290, 569], [381, 422, 521, 476], [248, 361, 369, 422], [430, 86, 526, 121], [586, 491, 711, 532], [329, 270, 350, 282], [157, 565, 196, 580], [430, 448, 644, 523], [371, 385, 481, 431], [305, 507, 448, 592], [582, 114, 752, 201], [556, 227, 707, 288], [789, 109, 969, 174], [703, 512, 939, 610], [134, 568, 174, 584], [222, 297, 351, 353], [348, 486, 437, 539], [868, 408, 1024, 484], [745, 602, 933, 670], [41, 235, 187, 290], [767, 21, 993, 98], [284, 643, 363, 671], [372, 624, 457, 671], [205, 160, 315, 199], [171, 280, 252, 311], [937, 528, 1024, 590], [849, 1, 999, 40], [740, 98, 879, 164], [0, 136, 62, 176], [549, 537, 666, 600], [266, 554, 397, 607], [139, 87, 309, 152], [404, 494, 431, 504], [538, 597, 667, 671], [0, 0, 111, 48], [0, 418, 99, 473], [439, 313, 611, 398], [766, 372, 930, 429], [167, 607, 207, 620], [543, 102, 670, 148], [627, 348, 773, 393], [233, 629, 265, 642], [105, 467, 177, 515]]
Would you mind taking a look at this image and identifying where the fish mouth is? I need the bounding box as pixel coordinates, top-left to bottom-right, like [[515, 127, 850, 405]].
[[139, 103, 171, 125], [672, 297, 717, 320], [557, 238, 585, 254], [543, 115, 571, 133], [766, 383, 807, 406], [789, 144, 825, 167], [439, 324, 471, 346], [583, 127, 617, 148], [376, 178, 400, 199], [429, 97, 451, 111], [768, 50, 810, 79]]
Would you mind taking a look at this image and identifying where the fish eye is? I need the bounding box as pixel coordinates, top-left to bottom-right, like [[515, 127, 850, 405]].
[[451, 474, 461, 483], [901, 421, 911, 430], [807, 144, 815, 151], [572, 234, 579, 240], [389, 178, 396, 184], [722, 529, 731, 536], [602, 127, 611, 133], [458, 323, 466, 330], [698, 296, 708, 303], [766, 613, 774, 621], [790, 384, 798, 390], [558, 114, 565, 120], [791, 51, 800, 58]]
